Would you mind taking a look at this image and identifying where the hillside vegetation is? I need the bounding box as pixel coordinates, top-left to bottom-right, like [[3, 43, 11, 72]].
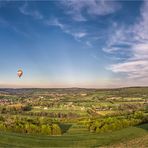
[[0, 87, 147, 147]]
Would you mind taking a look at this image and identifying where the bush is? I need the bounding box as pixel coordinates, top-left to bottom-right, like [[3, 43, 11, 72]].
[[88, 112, 147, 133], [0, 115, 61, 136], [52, 124, 61, 135]]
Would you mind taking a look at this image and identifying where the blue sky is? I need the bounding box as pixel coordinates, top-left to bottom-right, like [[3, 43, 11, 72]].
[[0, 0, 147, 88]]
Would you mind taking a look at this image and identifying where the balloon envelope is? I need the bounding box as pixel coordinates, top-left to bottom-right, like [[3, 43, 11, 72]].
[[17, 69, 23, 78]]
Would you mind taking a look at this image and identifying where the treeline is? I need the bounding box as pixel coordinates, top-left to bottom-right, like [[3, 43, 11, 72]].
[[87, 103, 147, 117], [24, 112, 79, 118], [87, 111, 148, 133], [0, 116, 61, 136], [0, 104, 32, 114], [1, 109, 80, 119], [0, 105, 80, 118], [108, 87, 148, 98]]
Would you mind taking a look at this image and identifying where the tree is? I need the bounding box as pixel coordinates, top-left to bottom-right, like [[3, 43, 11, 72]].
[[52, 124, 61, 135], [41, 125, 51, 135]]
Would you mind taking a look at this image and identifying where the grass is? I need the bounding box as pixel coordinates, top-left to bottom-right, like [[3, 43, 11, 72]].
[[0, 123, 147, 147], [109, 124, 148, 148], [31, 106, 88, 116], [96, 110, 116, 115], [108, 134, 148, 148]]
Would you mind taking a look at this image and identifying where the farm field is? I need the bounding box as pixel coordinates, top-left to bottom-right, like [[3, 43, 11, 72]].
[[0, 87, 147, 147]]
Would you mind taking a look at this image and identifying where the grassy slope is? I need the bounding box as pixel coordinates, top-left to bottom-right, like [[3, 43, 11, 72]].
[[0, 124, 147, 147], [108, 134, 148, 148]]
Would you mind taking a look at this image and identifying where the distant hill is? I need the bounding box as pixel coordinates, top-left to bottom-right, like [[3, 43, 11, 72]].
[[0, 87, 148, 98]]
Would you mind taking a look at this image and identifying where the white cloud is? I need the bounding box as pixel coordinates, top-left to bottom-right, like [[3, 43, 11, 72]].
[[86, 41, 92, 47], [73, 32, 86, 38], [45, 18, 87, 40], [132, 43, 148, 60], [60, 0, 121, 21], [19, 3, 43, 20], [102, 25, 131, 53], [45, 18, 64, 30], [110, 60, 147, 73], [105, 0, 148, 86], [86, 0, 121, 15], [133, 1, 148, 41], [68, 31, 87, 40]]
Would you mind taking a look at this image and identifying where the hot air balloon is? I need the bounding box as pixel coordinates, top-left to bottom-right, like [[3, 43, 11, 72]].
[[17, 69, 23, 78]]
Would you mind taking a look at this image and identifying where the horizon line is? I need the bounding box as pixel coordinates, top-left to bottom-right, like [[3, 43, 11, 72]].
[[0, 86, 148, 90]]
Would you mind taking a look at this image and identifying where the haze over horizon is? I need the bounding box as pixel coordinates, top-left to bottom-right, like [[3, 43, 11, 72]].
[[0, 0, 148, 88]]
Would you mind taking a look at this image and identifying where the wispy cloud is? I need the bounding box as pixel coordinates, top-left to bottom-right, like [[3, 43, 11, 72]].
[[73, 32, 86, 38], [19, 2, 88, 44], [0, 16, 30, 38], [45, 18, 64, 29], [105, 0, 148, 85], [86, 41, 92, 47], [102, 26, 128, 53], [18, 1, 108, 47], [60, 0, 121, 21], [45, 18, 87, 40], [19, 3, 43, 20]]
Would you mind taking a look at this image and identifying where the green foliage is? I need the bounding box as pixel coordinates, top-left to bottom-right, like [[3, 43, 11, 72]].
[[22, 105, 32, 111], [88, 112, 148, 133], [0, 124, 147, 147], [0, 115, 61, 136], [134, 111, 144, 119], [52, 124, 61, 135], [41, 125, 52, 135], [0, 87, 147, 141]]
